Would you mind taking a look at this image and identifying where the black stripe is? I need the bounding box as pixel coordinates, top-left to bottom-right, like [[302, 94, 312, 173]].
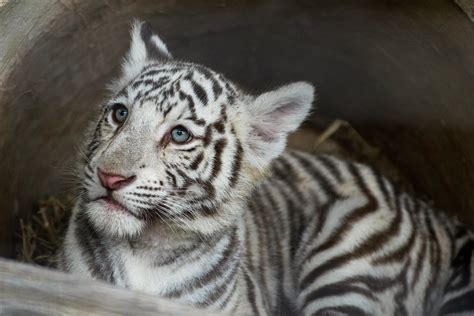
[[296, 198, 336, 265], [202, 125, 213, 147], [272, 157, 306, 204], [74, 210, 115, 282], [229, 138, 243, 188], [317, 155, 342, 182], [190, 152, 204, 170], [440, 289, 474, 315], [166, 229, 238, 300], [422, 206, 441, 311], [300, 162, 378, 270], [219, 277, 238, 309], [262, 188, 286, 309], [410, 232, 427, 290], [373, 169, 392, 208], [300, 163, 383, 291], [445, 240, 474, 292], [244, 269, 261, 316], [314, 305, 369, 316], [372, 208, 416, 265], [248, 193, 270, 302], [190, 79, 208, 105], [165, 170, 177, 187], [292, 152, 338, 198], [303, 282, 379, 308], [194, 65, 223, 99], [208, 139, 227, 181]]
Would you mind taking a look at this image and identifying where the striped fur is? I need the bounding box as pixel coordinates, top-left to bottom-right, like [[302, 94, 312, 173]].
[[59, 22, 474, 315]]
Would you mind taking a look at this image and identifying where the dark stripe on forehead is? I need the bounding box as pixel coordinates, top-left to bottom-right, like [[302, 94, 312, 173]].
[[162, 102, 175, 119], [132, 77, 171, 90], [139, 67, 179, 78], [220, 76, 237, 96], [220, 105, 228, 122], [194, 65, 213, 78], [194, 65, 223, 99], [116, 85, 129, 98], [211, 79, 223, 99], [194, 118, 206, 126], [190, 79, 208, 105], [179, 91, 197, 118]]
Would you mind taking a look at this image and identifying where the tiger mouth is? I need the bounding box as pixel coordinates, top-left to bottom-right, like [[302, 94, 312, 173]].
[[93, 195, 141, 219]]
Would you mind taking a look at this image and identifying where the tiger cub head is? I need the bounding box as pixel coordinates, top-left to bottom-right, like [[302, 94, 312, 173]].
[[81, 21, 314, 238]]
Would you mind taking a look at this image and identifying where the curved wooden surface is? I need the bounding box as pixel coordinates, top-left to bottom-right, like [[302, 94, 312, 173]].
[[0, 258, 221, 315]]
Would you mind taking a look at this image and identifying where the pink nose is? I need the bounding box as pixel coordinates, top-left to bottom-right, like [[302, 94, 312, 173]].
[[97, 168, 136, 191]]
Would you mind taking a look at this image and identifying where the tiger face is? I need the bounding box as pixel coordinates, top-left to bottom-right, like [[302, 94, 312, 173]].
[[80, 21, 314, 238]]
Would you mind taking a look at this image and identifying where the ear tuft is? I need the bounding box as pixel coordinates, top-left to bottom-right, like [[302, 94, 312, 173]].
[[140, 21, 154, 41], [246, 82, 315, 170], [137, 21, 172, 61], [110, 20, 172, 93]]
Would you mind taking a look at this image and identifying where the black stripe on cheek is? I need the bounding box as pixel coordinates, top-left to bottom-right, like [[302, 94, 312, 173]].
[[202, 125, 213, 147], [220, 105, 228, 122], [213, 120, 225, 134], [177, 146, 198, 152], [190, 152, 204, 170], [165, 170, 177, 187], [209, 139, 228, 180]]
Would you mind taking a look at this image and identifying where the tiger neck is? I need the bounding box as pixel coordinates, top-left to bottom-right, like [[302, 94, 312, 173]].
[[115, 220, 244, 307]]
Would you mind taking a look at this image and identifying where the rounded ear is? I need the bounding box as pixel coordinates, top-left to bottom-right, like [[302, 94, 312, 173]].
[[110, 20, 172, 92], [246, 82, 315, 170]]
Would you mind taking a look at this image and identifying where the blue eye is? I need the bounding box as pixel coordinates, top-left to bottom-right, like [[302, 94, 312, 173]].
[[111, 103, 128, 124], [170, 126, 191, 144]]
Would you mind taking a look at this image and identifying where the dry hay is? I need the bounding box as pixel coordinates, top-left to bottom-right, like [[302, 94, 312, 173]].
[[17, 196, 73, 267]]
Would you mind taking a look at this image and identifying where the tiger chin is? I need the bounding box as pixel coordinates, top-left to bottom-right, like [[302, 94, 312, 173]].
[[59, 21, 474, 316]]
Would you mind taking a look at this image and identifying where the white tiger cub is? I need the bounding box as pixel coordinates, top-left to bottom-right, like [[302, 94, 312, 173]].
[[59, 21, 474, 315]]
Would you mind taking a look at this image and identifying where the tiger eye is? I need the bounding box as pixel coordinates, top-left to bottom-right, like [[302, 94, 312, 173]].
[[170, 125, 191, 144], [111, 103, 129, 124]]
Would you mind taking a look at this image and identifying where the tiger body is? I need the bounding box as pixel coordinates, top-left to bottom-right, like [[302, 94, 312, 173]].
[[59, 21, 474, 315]]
